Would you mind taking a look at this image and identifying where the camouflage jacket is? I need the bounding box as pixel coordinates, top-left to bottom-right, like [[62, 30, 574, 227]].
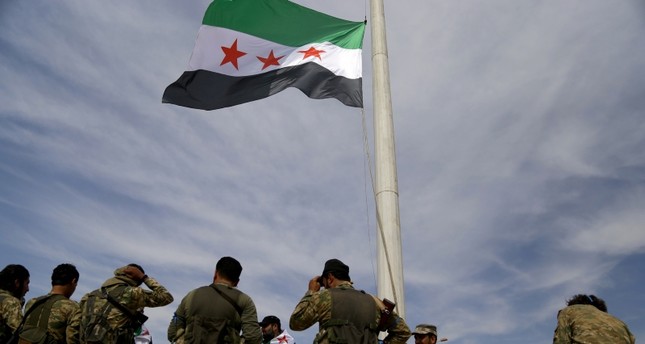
[[25, 293, 81, 344], [289, 282, 411, 344], [80, 272, 173, 342], [553, 304, 636, 344], [0, 288, 23, 340]]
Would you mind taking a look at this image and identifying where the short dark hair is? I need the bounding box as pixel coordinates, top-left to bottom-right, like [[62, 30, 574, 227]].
[[52, 264, 79, 286], [0, 264, 30, 293], [216, 256, 242, 282], [566, 294, 608, 312], [259, 315, 281, 329]]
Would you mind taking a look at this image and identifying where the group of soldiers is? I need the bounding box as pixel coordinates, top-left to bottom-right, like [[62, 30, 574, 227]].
[[0, 258, 637, 344], [0, 263, 173, 344], [0, 258, 416, 344]]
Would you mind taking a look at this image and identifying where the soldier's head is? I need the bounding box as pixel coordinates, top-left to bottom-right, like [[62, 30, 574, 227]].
[[0, 264, 30, 299], [52, 263, 79, 297], [318, 258, 351, 288], [215, 256, 243, 286], [412, 324, 437, 344], [566, 294, 608, 312], [127, 263, 145, 276], [114, 263, 147, 286], [259, 315, 282, 341]]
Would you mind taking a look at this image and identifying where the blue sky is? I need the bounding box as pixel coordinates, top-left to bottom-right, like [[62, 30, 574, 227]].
[[1, 1, 644, 343]]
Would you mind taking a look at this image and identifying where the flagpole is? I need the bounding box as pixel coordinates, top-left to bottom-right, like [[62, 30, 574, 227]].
[[370, 0, 405, 317]]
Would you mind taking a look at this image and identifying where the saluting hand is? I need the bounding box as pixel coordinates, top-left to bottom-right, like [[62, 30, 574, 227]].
[[124, 265, 146, 283], [308, 276, 322, 293]]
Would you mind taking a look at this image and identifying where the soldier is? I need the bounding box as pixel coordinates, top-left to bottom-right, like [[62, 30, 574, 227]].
[[23, 263, 81, 344], [259, 315, 295, 344], [289, 258, 411, 344], [553, 294, 635, 344], [79, 263, 173, 343], [0, 264, 30, 342], [411, 324, 438, 344], [167, 256, 262, 344]]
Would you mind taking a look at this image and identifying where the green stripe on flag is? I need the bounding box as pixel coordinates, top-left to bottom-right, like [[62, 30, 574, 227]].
[[202, 0, 365, 49]]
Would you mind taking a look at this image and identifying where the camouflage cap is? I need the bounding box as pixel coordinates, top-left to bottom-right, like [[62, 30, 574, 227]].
[[412, 324, 437, 336]]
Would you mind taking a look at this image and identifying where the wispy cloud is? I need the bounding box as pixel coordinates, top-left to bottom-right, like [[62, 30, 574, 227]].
[[2, 1, 644, 343]]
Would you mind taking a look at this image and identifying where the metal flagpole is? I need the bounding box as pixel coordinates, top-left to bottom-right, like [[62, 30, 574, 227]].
[[370, 0, 405, 317]]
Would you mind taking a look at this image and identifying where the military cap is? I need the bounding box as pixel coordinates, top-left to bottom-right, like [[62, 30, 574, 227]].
[[412, 324, 437, 336], [259, 315, 281, 327], [321, 259, 351, 280]]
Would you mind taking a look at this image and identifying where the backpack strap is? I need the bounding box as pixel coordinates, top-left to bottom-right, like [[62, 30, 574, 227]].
[[80, 289, 115, 342], [209, 284, 243, 316], [101, 286, 148, 328], [82, 286, 126, 326], [24, 294, 67, 330], [84, 289, 112, 319], [6, 295, 56, 343]]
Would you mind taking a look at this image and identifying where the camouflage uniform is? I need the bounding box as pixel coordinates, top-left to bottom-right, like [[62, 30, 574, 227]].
[[24, 293, 81, 344], [79, 267, 174, 343], [289, 281, 411, 344], [167, 283, 262, 344], [553, 304, 636, 344], [0, 288, 23, 341]]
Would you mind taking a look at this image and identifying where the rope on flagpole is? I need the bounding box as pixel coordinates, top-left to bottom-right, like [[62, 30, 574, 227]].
[[360, 107, 377, 286], [360, 107, 401, 311]]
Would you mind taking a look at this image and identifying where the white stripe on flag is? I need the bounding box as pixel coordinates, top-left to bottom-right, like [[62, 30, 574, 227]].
[[187, 26, 362, 79]]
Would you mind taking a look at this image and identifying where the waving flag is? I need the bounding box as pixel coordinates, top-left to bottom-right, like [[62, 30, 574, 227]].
[[163, 0, 366, 110]]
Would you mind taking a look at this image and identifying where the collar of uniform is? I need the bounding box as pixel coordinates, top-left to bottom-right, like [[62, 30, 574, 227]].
[[213, 282, 234, 289], [335, 281, 354, 289]]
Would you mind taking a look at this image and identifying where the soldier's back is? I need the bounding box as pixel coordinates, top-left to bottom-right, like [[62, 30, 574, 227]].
[[45, 297, 81, 343], [559, 305, 635, 344]]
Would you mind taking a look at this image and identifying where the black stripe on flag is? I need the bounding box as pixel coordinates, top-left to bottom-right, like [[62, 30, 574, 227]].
[[163, 62, 363, 110]]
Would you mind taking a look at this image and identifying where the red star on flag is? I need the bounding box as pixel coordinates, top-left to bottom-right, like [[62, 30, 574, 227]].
[[277, 335, 289, 344], [220, 39, 247, 70], [298, 46, 325, 60], [257, 50, 285, 70]]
